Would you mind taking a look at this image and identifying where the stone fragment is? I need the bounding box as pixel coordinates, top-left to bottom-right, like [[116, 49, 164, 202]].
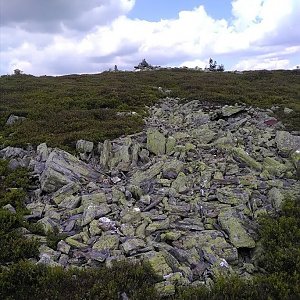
[[37, 143, 49, 162], [275, 131, 300, 157], [52, 182, 81, 205], [81, 192, 107, 207], [218, 209, 255, 249], [155, 281, 175, 297], [121, 238, 146, 254], [6, 114, 26, 125], [166, 136, 176, 154], [146, 218, 170, 235], [221, 105, 245, 117], [121, 207, 141, 224], [216, 187, 249, 205], [131, 161, 164, 185], [191, 127, 216, 144], [57, 240, 71, 254], [99, 140, 112, 170], [81, 203, 111, 226], [89, 220, 102, 236], [147, 128, 166, 155], [76, 139, 94, 153], [40, 149, 100, 193], [146, 251, 173, 277], [92, 234, 119, 251], [171, 172, 188, 193], [232, 147, 262, 171], [65, 236, 87, 249], [268, 187, 284, 210], [37, 217, 57, 234], [263, 157, 287, 177]]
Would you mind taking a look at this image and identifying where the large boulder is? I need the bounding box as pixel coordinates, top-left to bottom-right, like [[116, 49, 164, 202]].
[[40, 149, 100, 193], [275, 131, 300, 157], [147, 129, 166, 155], [218, 209, 255, 249]]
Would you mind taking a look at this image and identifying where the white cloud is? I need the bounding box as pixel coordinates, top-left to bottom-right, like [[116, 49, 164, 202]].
[[0, 0, 299, 75], [234, 57, 290, 70]]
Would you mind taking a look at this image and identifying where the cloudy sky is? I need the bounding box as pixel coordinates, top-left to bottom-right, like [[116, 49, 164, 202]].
[[1, 0, 299, 75]]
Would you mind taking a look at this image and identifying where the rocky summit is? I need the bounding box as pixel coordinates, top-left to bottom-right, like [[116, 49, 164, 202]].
[[1, 98, 299, 296]]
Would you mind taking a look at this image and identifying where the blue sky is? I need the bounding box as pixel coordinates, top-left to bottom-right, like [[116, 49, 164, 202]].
[[129, 0, 232, 21], [0, 0, 299, 75]]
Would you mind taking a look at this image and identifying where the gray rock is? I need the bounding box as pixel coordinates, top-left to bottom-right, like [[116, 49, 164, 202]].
[[99, 140, 112, 170], [37, 143, 49, 162], [121, 238, 146, 254], [57, 240, 71, 254], [40, 149, 100, 193], [6, 114, 26, 125], [76, 139, 94, 153], [218, 209, 255, 249], [147, 128, 166, 155], [81, 203, 111, 226], [221, 105, 246, 117], [275, 131, 300, 156], [92, 234, 119, 251]]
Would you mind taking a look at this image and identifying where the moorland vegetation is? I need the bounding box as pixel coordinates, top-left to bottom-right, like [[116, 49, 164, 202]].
[[0, 69, 299, 299]]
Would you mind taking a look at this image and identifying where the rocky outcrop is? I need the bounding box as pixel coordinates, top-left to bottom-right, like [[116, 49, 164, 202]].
[[40, 148, 101, 193], [2, 98, 300, 296]]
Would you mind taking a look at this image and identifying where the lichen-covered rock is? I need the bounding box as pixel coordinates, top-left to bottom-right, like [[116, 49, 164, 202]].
[[155, 281, 175, 297], [146, 218, 170, 235], [291, 148, 300, 177], [81, 203, 111, 226], [57, 240, 71, 254], [99, 140, 112, 169], [146, 251, 173, 277], [232, 147, 262, 171], [218, 209, 255, 249], [147, 128, 166, 155], [81, 192, 107, 206], [263, 157, 287, 177], [166, 136, 176, 154], [37, 143, 49, 162], [121, 238, 146, 254], [76, 139, 94, 153], [216, 187, 250, 205], [6, 114, 26, 125], [221, 105, 245, 117], [191, 126, 216, 144], [171, 172, 188, 193], [162, 159, 184, 179], [40, 149, 100, 193], [37, 217, 58, 234], [52, 182, 81, 205], [268, 187, 284, 210], [275, 131, 300, 156], [92, 234, 119, 251], [131, 161, 164, 185]]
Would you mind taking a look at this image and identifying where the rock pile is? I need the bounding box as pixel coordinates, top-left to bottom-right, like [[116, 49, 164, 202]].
[[1, 98, 299, 296]]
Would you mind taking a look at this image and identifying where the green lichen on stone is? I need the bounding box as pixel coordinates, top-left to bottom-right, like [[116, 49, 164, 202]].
[[92, 234, 119, 251], [232, 147, 262, 171], [218, 209, 255, 249], [147, 128, 166, 155]]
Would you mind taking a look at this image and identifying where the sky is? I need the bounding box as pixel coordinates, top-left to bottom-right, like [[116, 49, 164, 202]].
[[0, 0, 299, 76]]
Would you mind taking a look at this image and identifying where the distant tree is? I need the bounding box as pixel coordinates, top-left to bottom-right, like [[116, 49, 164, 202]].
[[114, 65, 118, 72], [13, 69, 23, 75], [217, 64, 225, 72], [208, 58, 224, 72]]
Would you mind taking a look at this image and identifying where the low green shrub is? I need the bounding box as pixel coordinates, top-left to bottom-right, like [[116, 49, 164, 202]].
[[0, 260, 161, 300]]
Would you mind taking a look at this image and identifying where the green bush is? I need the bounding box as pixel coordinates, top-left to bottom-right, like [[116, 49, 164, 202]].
[[0, 260, 160, 300]]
